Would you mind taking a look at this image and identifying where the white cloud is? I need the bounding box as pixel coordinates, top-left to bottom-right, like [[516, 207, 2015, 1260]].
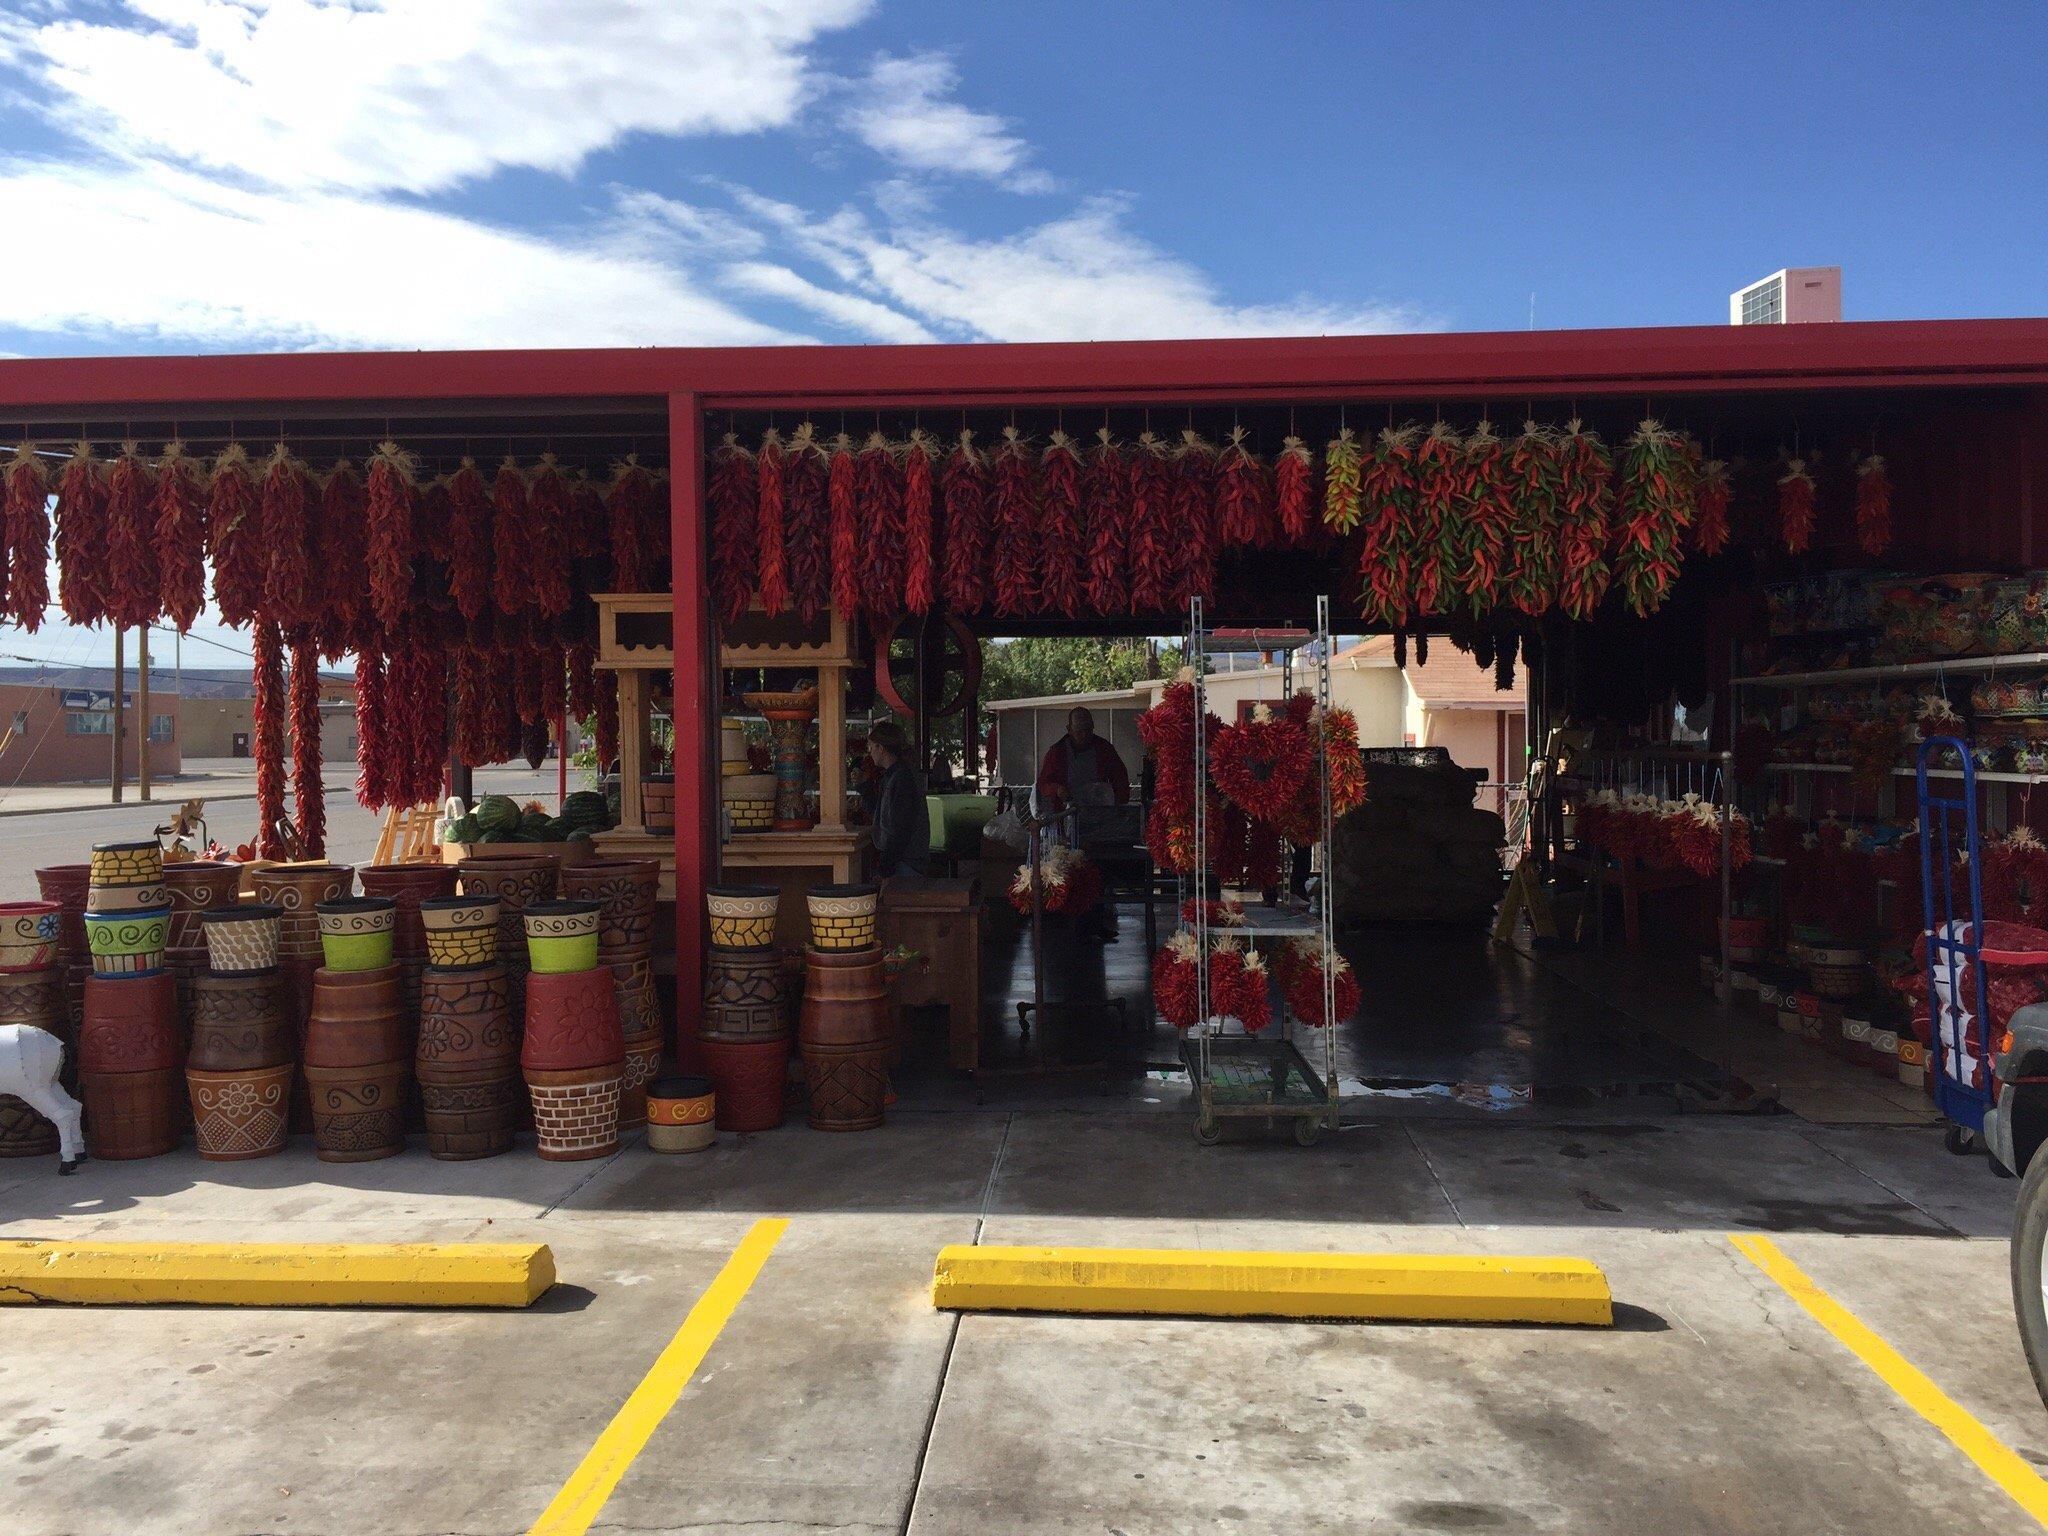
[[721, 260, 934, 344], [11, 0, 874, 194], [843, 52, 1054, 192], [0, 161, 804, 350]]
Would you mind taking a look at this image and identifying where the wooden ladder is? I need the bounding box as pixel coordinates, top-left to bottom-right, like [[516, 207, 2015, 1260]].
[[372, 803, 441, 865]]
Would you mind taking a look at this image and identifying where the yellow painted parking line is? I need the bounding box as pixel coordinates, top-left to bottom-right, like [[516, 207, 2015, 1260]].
[[527, 1218, 787, 1536], [0, 1240, 554, 1308], [1730, 1234, 2048, 1527]]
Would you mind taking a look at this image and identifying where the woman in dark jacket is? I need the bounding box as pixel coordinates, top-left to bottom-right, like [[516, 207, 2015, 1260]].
[[866, 721, 929, 878]]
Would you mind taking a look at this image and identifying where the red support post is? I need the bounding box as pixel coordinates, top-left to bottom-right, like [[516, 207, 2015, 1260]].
[[668, 392, 712, 1025]]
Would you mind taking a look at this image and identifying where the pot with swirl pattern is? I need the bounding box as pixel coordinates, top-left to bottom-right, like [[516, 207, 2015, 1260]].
[[316, 897, 398, 973]]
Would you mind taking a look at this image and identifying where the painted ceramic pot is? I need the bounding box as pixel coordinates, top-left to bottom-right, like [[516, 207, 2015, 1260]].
[[305, 964, 408, 1068], [420, 897, 500, 968], [0, 901, 61, 973], [317, 897, 398, 973], [524, 1062, 623, 1161], [416, 963, 517, 1071], [86, 880, 172, 915], [609, 948, 659, 1039], [252, 863, 356, 960], [619, 1034, 663, 1132], [0, 1093, 58, 1158], [806, 883, 879, 953], [89, 840, 164, 887], [415, 1062, 519, 1160], [84, 907, 171, 976], [706, 884, 778, 951], [187, 972, 291, 1072], [524, 901, 602, 975], [702, 949, 791, 1040], [457, 855, 558, 973], [0, 969, 67, 1032], [642, 774, 676, 832], [81, 1067, 181, 1160], [303, 1059, 408, 1162], [720, 719, 748, 763], [203, 905, 283, 975], [725, 797, 774, 833], [799, 947, 890, 1132], [695, 1034, 787, 1132], [522, 964, 624, 1073], [187, 1063, 292, 1161], [646, 1075, 716, 1153], [358, 863, 458, 960], [559, 860, 660, 953], [79, 970, 181, 1074], [162, 861, 237, 950], [35, 865, 91, 958]]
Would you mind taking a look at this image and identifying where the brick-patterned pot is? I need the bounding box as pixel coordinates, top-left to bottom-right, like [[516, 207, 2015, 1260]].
[[799, 947, 890, 1132], [619, 1035, 663, 1132], [646, 1075, 715, 1154], [416, 1065, 520, 1160], [522, 966, 624, 1073], [420, 898, 500, 968], [703, 948, 791, 1041], [82, 1066, 181, 1159], [203, 905, 283, 975], [525, 1062, 622, 1161], [0, 901, 60, 972], [359, 863, 458, 960], [642, 774, 675, 832], [252, 862, 356, 962], [162, 861, 237, 951], [806, 884, 879, 953], [303, 1059, 408, 1162], [187, 1063, 292, 1161], [80, 970, 181, 1075], [187, 972, 291, 1072], [35, 864, 91, 960], [89, 840, 164, 887], [305, 964, 408, 1068], [696, 1034, 788, 1132], [560, 860, 661, 954]]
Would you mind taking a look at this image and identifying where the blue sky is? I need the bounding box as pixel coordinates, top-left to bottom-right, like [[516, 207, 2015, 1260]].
[[0, 0, 2041, 665]]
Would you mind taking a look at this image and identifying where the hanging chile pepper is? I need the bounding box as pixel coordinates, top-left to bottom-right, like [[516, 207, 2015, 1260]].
[[1409, 421, 1463, 620], [1274, 434, 1315, 545], [608, 453, 659, 594], [288, 631, 325, 857], [206, 444, 263, 627], [937, 429, 988, 614], [259, 444, 314, 625], [754, 428, 790, 617], [1556, 420, 1616, 620], [1084, 427, 1130, 614], [353, 647, 389, 810], [1215, 427, 1266, 548], [403, 636, 450, 808], [643, 466, 673, 591], [314, 461, 368, 649], [1453, 421, 1514, 612], [593, 669, 619, 773], [902, 427, 938, 614], [253, 620, 289, 856], [366, 441, 421, 631], [1322, 426, 1363, 534], [784, 422, 831, 620], [1692, 456, 1733, 556], [1778, 455, 1818, 554], [1357, 425, 1420, 628], [150, 442, 207, 633], [444, 458, 493, 623], [1034, 430, 1085, 617], [2, 444, 49, 631], [828, 431, 864, 615], [1503, 422, 1563, 616], [1613, 419, 1695, 616], [453, 646, 499, 767], [103, 443, 159, 629], [524, 452, 572, 620], [491, 457, 534, 615], [1168, 428, 1216, 608], [989, 426, 1038, 617], [420, 473, 456, 564], [55, 442, 110, 627], [566, 642, 597, 727], [857, 430, 907, 618], [1855, 454, 1893, 557], [707, 432, 758, 624], [1126, 430, 1175, 614]]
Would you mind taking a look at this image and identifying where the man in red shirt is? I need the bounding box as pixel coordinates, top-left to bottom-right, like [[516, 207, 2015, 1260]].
[[1036, 707, 1131, 813]]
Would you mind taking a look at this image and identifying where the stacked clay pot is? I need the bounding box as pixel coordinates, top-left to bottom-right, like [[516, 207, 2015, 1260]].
[[359, 863, 458, 1060], [800, 884, 889, 1132], [162, 860, 238, 1091], [458, 853, 559, 1023], [252, 861, 355, 1130], [700, 884, 790, 1133], [302, 897, 409, 1162], [562, 860, 663, 1132], [192, 905, 290, 1161], [521, 901, 623, 1160], [34, 864, 92, 1030], [80, 842, 182, 1157], [646, 1074, 716, 1154], [0, 901, 70, 1161], [416, 896, 519, 1160]]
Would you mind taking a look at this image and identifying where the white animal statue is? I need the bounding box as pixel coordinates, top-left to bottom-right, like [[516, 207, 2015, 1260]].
[[0, 1024, 85, 1173]]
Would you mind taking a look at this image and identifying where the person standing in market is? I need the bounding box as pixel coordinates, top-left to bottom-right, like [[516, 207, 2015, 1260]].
[[866, 720, 930, 879], [1036, 707, 1131, 938]]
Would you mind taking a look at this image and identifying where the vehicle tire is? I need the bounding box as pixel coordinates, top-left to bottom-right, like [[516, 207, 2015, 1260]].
[[2009, 1146, 2048, 1408]]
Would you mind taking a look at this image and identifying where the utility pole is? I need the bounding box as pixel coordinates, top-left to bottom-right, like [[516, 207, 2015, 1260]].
[[110, 628, 125, 804], [138, 626, 152, 801]]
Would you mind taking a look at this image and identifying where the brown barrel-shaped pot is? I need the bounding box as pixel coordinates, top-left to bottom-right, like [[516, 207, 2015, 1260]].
[[80, 970, 181, 1075], [417, 963, 517, 1071], [303, 1059, 408, 1162], [82, 1067, 182, 1159], [187, 971, 292, 1072], [360, 863, 459, 960], [186, 1063, 292, 1161], [559, 860, 661, 954], [522, 966, 623, 1073], [696, 1035, 788, 1132], [610, 946, 660, 1041], [524, 1062, 622, 1161], [620, 1035, 663, 1132], [703, 949, 792, 1041], [799, 947, 890, 1132], [162, 861, 238, 952], [304, 964, 408, 1069], [252, 862, 356, 960], [0, 1094, 58, 1158], [35, 864, 91, 961], [0, 968, 67, 1032], [416, 1063, 520, 1160]]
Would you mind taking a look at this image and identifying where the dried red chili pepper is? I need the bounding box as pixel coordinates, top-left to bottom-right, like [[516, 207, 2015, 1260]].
[[147, 441, 207, 633], [594, 669, 619, 772], [1126, 430, 1175, 614], [902, 427, 937, 614], [1357, 425, 1419, 628], [419, 473, 455, 564], [353, 646, 389, 811], [452, 645, 497, 767], [858, 431, 906, 618], [253, 620, 289, 855], [491, 457, 533, 616], [55, 442, 111, 627], [259, 444, 313, 626], [403, 635, 449, 807], [1453, 421, 1514, 613], [609, 453, 660, 594], [288, 632, 325, 856], [1613, 421, 1696, 616], [1035, 429, 1086, 618], [1274, 434, 1315, 546], [1084, 428, 1129, 614], [206, 444, 263, 628], [826, 431, 863, 616], [1214, 427, 1266, 549], [1503, 422, 1563, 616], [313, 460, 368, 644], [2, 443, 49, 632], [366, 441, 421, 631], [566, 642, 597, 725], [1168, 428, 1216, 608], [443, 458, 493, 623], [707, 433, 757, 624], [784, 423, 830, 621], [937, 429, 988, 614], [102, 443, 159, 629], [754, 428, 790, 617], [989, 427, 1038, 617], [643, 467, 672, 591], [1556, 420, 1615, 620], [1409, 421, 1463, 620], [1855, 454, 1892, 557], [524, 452, 572, 620], [1694, 456, 1734, 556], [1778, 456, 1818, 554]]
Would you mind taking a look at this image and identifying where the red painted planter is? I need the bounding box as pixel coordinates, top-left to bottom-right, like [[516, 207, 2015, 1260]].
[[522, 965, 624, 1073], [697, 1034, 788, 1132], [80, 971, 181, 1075], [360, 863, 459, 959]]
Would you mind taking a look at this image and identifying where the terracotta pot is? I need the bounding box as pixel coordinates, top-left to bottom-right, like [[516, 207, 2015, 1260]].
[[561, 860, 662, 954], [416, 963, 517, 1071], [799, 947, 890, 1131], [89, 840, 164, 887], [252, 862, 356, 960], [303, 1059, 408, 1162], [524, 901, 601, 974], [702, 949, 792, 1041], [84, 907, 170, 975], [35, 865, 91, 958], [415, 1062, 519, 1159], [0, 901, 60, 972], [420, 897, 500, 968], [203, 905, 283, 974], [85, 879, 173, 916], [80, 970, 181, 1075], [305, 964, 408, 1069], [186, 1063, 292, 1161], [458, 856, 557, 983], [697, 1035, 788, 1132], [187, 972, 292, 1072], [0, 969, 67, 1032], [359, 863, 459, 959], [522, 965, 623, 1073], [162, 861, 237, 951], [0, 1094, 58, 1158], [646, 1074, 715, 1154], [610, 946, 660, 1040], [525, 1062, 622, 1160], [619, 1035, 663, 1132], [642, 774, 676, 832], [706, 884, 778, 952], [806, 884, 879, 953], [82, 1066, 182, 1159], [317, 897, 398, 972]]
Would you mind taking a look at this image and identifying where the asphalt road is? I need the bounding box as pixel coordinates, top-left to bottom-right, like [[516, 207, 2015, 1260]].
[[0, 766, 559, 899]]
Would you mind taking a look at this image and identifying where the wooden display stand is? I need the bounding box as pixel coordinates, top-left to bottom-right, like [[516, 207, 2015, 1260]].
[[592, 591, 681, 901], [879, 877, 982, 1074]]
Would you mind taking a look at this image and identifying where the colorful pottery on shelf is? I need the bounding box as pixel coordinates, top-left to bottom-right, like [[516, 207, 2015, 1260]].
[[83, 879, 171, 915], [316, 897, 398, 973], [799, 946, 891, 1131], [524, 1062, 622, 1161], [806, 884, 879, 953], [358, 863, 459, 960], [187, 1063, 292, 1161], [420, 897, 500, 968], [642, 774, 676, 832], [161, 861, 237, 950], [559, 860, 661, 954], [646, 1075, 716, 1153], [83, 907, 170, 976], [707, 884, 778, 951], [725, 796, 774, 833], [89, 840, 164, 887], [252, 863, 356, 961], [523, 901, 602, 975], [202, 905, 283, 975], [521, 965, 623, 1073], [0, 902, 61, 972]]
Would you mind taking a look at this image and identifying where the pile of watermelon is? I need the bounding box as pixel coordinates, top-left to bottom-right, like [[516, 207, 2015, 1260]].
[[446, 790, 612, 846]]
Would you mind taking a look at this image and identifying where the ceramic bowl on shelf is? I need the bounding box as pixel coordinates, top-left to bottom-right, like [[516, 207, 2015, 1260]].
[[741, 686, 818, 717], [725, 798, 775, 833]]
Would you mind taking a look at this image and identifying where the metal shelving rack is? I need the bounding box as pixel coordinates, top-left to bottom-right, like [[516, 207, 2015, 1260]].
[[1183, 594, 1341, 1146]]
